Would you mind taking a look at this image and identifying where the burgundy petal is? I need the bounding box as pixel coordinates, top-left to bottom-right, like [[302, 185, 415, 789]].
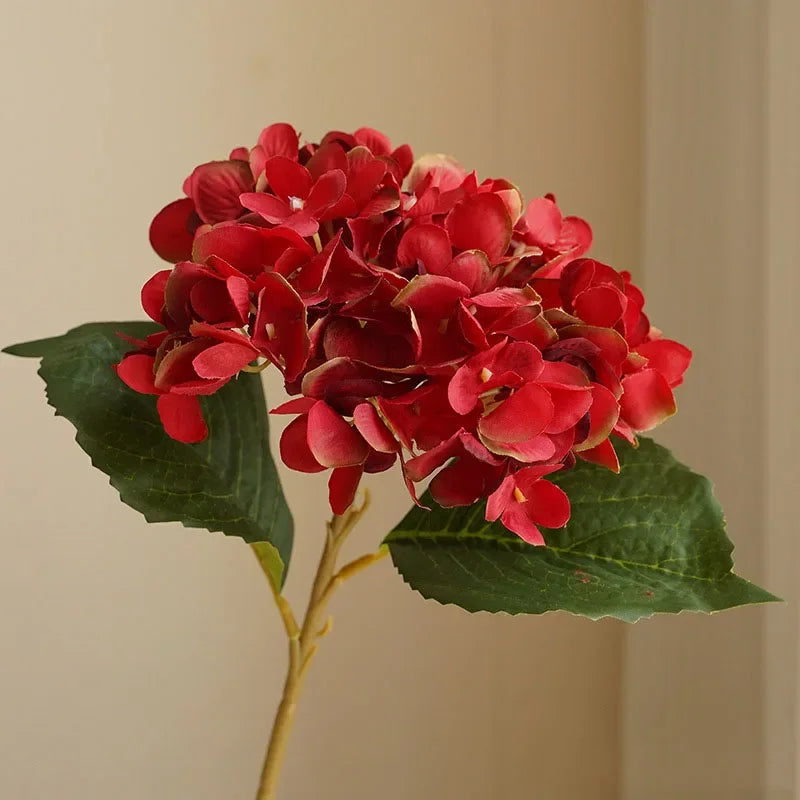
[[149, 198, 198, 263], [328, 465, 364, 515], [280, 415, 325, 473], [307, 401, 369, 467]]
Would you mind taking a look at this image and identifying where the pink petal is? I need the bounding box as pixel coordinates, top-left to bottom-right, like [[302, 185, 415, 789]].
[[408, 153, 467, 193], [116, 353, 158, 395], [157, 393, 208, 443], [307, 401, 369, 467], [141, 270, 170, 324], [445, 193, 512, 263], [192, 342, 256, 380], [397, 224, 452, 273], [353, 403, 399, 453], [328, 465, 364, 515], [634, 339, 692, 388], [479, 383, 554, 444], [264, 156, 313, 201], [149, 198, 198, 263], [280, 415, 325, 473], [619, 369, 677, 432]]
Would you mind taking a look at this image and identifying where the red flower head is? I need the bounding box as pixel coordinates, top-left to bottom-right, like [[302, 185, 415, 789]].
[[119, 122, 690, 545]]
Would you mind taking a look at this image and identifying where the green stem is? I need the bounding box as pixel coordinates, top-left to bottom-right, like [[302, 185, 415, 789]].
[[255, 492, 384, 800]]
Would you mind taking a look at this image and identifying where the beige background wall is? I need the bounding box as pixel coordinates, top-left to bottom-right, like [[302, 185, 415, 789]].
[[622, 2, 798, 799], [0, 2, 642, 799]]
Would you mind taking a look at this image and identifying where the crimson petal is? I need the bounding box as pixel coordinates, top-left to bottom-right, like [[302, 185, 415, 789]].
[[445, 193, 512, 263], [156, 394, 208, 443], [149, 198, 197, 263], [328, 465, 364, 515]]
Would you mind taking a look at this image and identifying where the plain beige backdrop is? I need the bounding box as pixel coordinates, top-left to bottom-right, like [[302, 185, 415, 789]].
[[0, 1, 796, 799]]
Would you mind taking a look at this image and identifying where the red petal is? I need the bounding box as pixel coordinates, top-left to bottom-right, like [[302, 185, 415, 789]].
[[619, 369, 676, 431], [486, 475, 516, 522], [353, 127, 392, 155], [252, 274, 309, 382], [271, 397, 317, 414], [523, 196, 562, 246], [445, 193, 512, 263], [500, 505, 546, 546], [408, 154, 467, 193], [226, 275, 251, 326], [573, 285, 626, 328], [522, 478, 571, 528], [149, 198, 197, 263], [116, 353, 158, 395], [192, 342, 256, 379], [538, 361, 590, 386], [193, 224, 311, 275], [429, 458, 492, 508], [560, 325, 629, 368], [545, 386, 593, 434], [264, 156, 312, 201], [577, 438, 620, 472], [482, 433, 556, 462], [635, 339, 692, 388], [306, 142, 350, 180], [576, 383, 620, 451], [328, 465, 364, 515], [305, 169, 347, 215], [353, 403, 399, 453], [397, 224, 452, 273], [392, 274, 470, 315], [445, 251, 491, 293], [157, 393, 208, 443], [390, 144, 413, 177], [280, 415, 325, 473], [257, 123, 299, 161], [240, 192, 291, 224], [141, 270, 171, 324], [479, 383, 554, 444], [186, 160, 253, 224], [307, 401, 369, 467]]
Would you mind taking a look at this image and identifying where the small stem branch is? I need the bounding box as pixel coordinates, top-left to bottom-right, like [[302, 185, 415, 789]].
[[256, 491, 378, 800]]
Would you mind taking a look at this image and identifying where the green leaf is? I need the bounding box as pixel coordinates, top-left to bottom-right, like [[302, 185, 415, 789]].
[[250, 541, 284, 591], [5, 322, 293, 578], [384, 438, 778, 621]]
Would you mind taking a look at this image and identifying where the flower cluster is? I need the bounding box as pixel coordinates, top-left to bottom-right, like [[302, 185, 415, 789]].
[[116, 123, 691, 545]]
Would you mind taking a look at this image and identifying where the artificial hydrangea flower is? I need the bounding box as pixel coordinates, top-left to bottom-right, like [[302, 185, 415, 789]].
[[118, 123, 691, 544]]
